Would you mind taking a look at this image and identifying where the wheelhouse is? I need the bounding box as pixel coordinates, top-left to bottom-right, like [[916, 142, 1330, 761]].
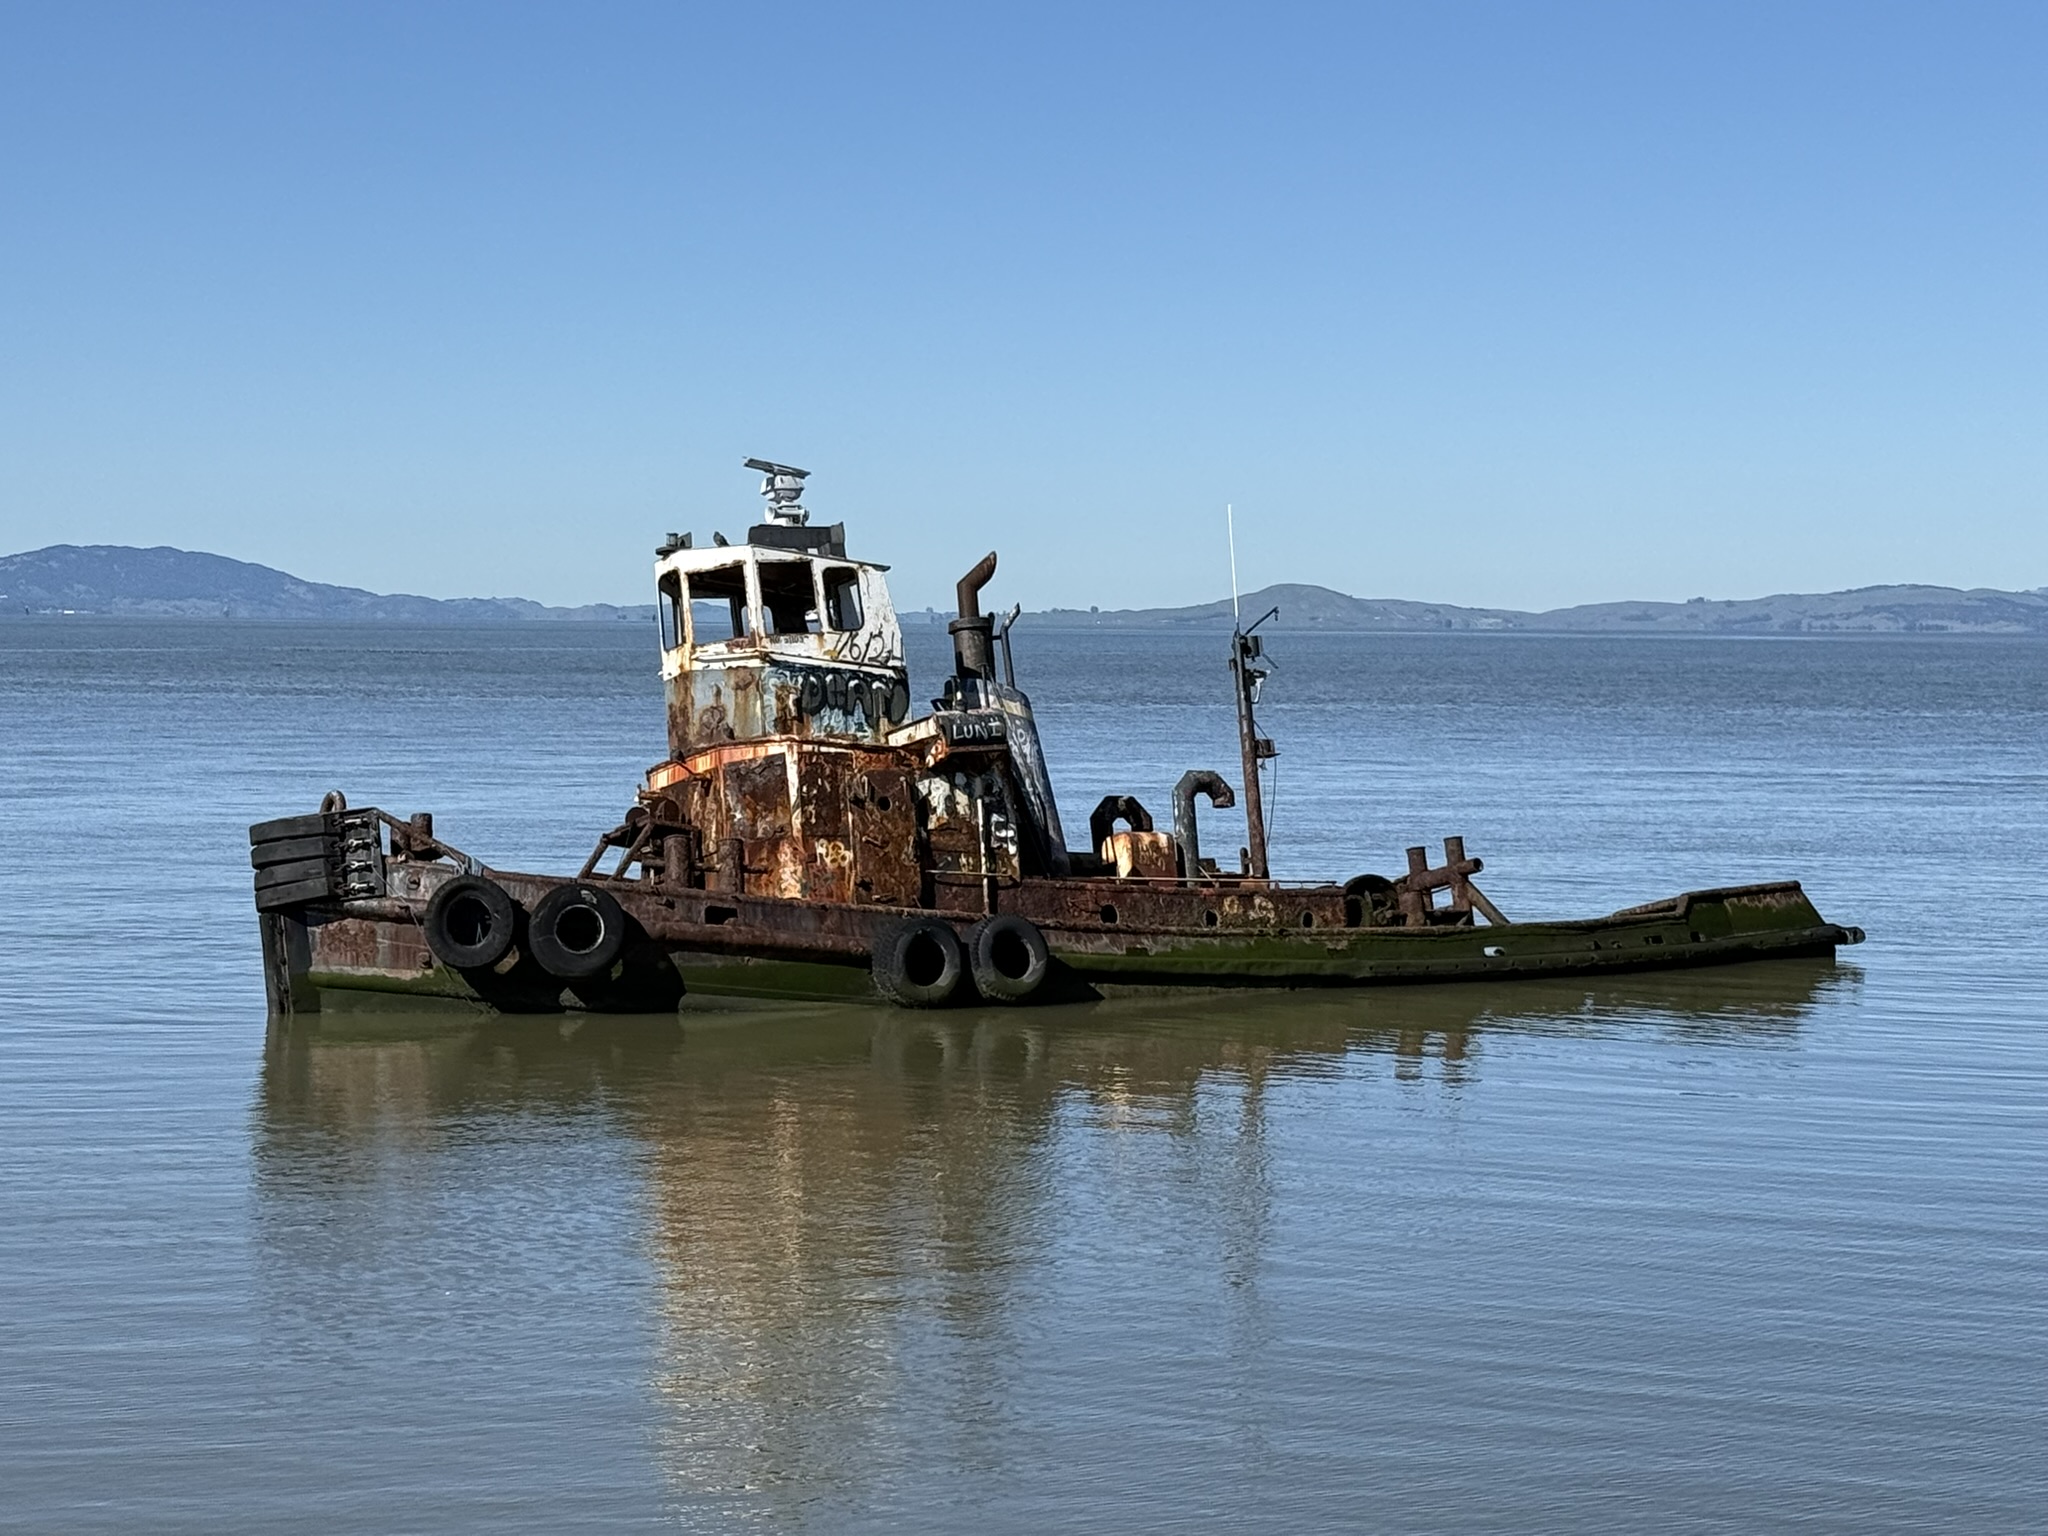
[[649, 472, 909, 760], [654, 546, 899, 669]]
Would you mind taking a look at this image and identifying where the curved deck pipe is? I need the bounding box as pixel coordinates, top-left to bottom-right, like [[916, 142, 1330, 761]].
[[1172, 770, 1237, 882], [1088, 794, 1154, 852]]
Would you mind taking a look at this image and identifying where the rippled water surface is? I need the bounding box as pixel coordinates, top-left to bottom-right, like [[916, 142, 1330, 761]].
[[2, 619, 2043, 1532]]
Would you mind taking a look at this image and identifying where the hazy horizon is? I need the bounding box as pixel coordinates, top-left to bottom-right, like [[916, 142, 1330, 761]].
[[7, 537, 2048, 619], [3, 3, 2045, 612]]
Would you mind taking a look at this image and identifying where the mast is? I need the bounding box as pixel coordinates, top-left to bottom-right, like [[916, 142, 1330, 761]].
[[1231, 608, 1277, 880]]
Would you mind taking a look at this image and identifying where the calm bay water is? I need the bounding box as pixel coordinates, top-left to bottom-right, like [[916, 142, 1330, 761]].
[[2, 618, 2044, 1532]]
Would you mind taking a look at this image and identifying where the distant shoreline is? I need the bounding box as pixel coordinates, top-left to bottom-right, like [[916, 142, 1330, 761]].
[[7, 611, 2047, 642], [4, 544, 2045, 636]]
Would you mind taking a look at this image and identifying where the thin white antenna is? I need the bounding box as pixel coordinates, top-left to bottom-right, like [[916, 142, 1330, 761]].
[[1227, 503, 1240, 623]]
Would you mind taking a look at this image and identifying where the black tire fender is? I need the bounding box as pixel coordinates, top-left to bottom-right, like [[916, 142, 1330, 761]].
[[255, 857, 335, 892], [249, 812, 331, 844], [251, 834, 335, 869], [527, 883, 628, 979], [253, 876, 335, 914], [966, 914, 1051, 1004], [871, 918, 967, 1008], [422, 874, 520, 970]]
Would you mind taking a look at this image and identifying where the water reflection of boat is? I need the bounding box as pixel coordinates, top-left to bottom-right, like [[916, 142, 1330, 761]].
[[253, 955, 1850, 1513], [260, 957, 1851, 1131]]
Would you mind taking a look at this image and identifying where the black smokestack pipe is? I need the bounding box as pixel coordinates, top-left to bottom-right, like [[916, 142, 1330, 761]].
[[950, 551, 998, 683]]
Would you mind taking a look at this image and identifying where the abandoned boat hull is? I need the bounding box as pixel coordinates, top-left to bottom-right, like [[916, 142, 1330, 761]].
[[258, 875, 1861, 1018], [247, 461, 1865, 1018]]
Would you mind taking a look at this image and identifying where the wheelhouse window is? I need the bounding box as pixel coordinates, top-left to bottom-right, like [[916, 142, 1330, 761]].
[[657, 572, 683, 651], [687, 564, 749, 644], [759, 559, 821, 635], [822, 566, 864, 631]]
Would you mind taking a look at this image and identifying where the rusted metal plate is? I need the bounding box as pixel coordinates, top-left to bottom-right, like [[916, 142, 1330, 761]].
[[719, 752, 790, 841], [1102, 830, 1179, 880], [846, 753, 920, 907], [666, 656, 909, 757], [1001, 877, 1352, 937]]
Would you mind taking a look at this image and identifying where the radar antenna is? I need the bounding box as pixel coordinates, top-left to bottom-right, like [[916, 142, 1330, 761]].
[[743, 458, 810, 527]]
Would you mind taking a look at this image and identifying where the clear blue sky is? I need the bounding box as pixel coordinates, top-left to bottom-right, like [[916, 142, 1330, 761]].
[[2, 1, 2043, 611]]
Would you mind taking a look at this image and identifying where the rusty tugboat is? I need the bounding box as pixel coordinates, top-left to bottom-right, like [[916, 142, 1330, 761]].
[[251, 460, 1863, 1018]]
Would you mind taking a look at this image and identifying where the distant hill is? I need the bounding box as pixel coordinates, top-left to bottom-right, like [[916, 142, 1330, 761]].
[[1033, 583, 1528, 632], [0, 545, 654, 622], [5, 543, 2045, 634], [1037, 581, 2048, 635]]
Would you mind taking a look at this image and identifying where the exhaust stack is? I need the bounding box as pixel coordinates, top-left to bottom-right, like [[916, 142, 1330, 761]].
[[950, 551, 999, 682]]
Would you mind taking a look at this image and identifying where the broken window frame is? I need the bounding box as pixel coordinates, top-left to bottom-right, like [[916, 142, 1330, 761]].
[[820, 565, 865, 632], [683, 561, 753, 649], [657, 571, 684, 652], [758, 555, 823, 637]]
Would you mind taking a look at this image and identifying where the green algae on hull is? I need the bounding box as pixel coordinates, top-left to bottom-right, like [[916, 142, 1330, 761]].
[[268, 881, 1858, 1015]]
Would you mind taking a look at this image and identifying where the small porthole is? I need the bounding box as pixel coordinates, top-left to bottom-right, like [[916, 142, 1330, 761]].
[[1203, 910, 1219, 928], [1100, 903, 1119, 925], [1299, 911, 1315, 928], [1649, 934, 1663, 945], [877, 796, 891, 812]]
